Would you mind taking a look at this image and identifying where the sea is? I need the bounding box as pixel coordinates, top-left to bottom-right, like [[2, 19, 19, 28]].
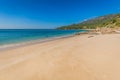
[[0, 29, 87, 46]]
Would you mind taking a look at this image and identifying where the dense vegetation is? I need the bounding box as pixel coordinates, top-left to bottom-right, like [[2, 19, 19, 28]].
[[57, 14, 120, 30]]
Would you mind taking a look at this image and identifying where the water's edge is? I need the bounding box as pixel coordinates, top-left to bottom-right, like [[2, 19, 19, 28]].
[[0, 34, 75, 51], [0, 30, 88, 51]]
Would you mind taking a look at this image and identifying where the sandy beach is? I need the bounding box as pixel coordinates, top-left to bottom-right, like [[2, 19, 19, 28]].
[[0, 34, 120, 80]]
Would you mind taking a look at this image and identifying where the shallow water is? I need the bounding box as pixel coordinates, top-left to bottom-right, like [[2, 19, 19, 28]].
[[0, 29, 87, 45]]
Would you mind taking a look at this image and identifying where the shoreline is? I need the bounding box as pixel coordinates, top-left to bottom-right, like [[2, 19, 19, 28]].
[[0, 34, 75, 51], [0, 29, 89, 51], [0, 29, 109, 51], [0, 29, 118, 52], [0, 29, 87, 51]]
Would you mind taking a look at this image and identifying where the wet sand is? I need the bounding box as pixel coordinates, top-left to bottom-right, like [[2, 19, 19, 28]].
[[0, 34, 120, 80]]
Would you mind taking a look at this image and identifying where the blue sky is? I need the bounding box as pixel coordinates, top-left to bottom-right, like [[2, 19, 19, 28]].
[[0, 0, 120, 29]]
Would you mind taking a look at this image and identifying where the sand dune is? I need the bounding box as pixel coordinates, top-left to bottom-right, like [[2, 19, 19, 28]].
[[0, 34, 120, 80]]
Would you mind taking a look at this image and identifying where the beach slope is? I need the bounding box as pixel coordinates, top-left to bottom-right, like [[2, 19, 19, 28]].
[[0, 34, 120, 80]]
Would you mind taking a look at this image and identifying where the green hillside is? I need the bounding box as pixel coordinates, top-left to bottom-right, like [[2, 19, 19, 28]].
[[57, 14, 120, 30]]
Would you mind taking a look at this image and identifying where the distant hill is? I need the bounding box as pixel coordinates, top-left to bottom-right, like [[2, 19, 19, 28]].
[[57, 13, 120, 30]]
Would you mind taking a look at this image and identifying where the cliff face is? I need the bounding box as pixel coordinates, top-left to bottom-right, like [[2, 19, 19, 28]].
[[57, 14, 120, 30]]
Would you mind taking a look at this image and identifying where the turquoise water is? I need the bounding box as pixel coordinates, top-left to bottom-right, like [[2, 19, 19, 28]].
[[0, 29, 87, 45]]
